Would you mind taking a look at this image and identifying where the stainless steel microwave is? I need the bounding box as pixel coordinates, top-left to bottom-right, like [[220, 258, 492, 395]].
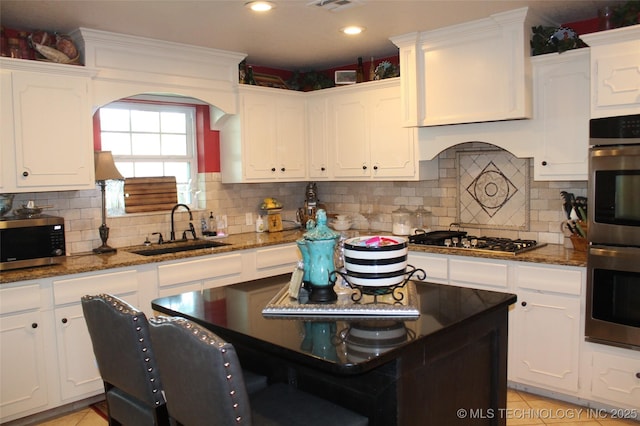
[[0, 215, 66, 271]]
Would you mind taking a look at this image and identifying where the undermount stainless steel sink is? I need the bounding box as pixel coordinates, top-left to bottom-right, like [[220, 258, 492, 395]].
[[130, 240, 230, 256]]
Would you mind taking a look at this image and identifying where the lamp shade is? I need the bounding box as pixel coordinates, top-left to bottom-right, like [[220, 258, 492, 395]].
[[94, 151, 124, 181]]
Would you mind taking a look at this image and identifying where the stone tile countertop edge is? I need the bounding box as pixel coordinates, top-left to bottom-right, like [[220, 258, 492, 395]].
[[0, 230, 587, 284]]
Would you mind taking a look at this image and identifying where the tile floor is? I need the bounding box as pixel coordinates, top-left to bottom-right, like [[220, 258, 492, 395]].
[[26, 389, 640, 425]]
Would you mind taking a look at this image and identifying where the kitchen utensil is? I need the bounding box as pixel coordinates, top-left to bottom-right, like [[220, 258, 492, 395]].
[[0, 194, 14, 216]]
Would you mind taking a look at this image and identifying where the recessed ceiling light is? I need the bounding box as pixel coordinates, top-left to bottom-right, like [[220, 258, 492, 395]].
[[341, 26, 365, 35], [245, 1, 275, 12]]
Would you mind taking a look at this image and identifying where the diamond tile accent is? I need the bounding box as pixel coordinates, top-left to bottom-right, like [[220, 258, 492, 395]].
[[458, 151, 529, 230]]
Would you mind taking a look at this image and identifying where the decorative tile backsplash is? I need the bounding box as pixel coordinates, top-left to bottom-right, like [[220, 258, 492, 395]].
[[457, 150, 529, 231]]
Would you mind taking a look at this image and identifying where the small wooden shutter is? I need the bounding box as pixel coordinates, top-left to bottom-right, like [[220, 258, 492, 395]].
[[124, 176, 178, 213]]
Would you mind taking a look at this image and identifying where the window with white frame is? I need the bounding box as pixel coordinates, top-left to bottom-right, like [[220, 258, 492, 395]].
[[99, 101, 198, 214]]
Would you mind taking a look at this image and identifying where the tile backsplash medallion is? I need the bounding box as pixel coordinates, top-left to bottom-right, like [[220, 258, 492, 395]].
[[11, 142, 586, 255]]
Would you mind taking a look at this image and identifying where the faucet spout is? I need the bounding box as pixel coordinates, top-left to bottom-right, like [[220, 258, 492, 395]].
[[170, 204, 192, 241]]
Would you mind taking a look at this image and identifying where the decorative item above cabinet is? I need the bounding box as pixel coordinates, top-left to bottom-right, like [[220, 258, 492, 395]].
[[390, 7, 552, 127]]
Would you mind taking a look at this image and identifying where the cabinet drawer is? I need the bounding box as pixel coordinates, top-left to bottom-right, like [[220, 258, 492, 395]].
[[450, 258, 508, 288], [53, 270, 138, 305], [158, 253, 243, 287], [407, 253, 448, 283], [0, 284, 41, 314], [255, 244, 299, 271], [515, 265, 582, 295], [591, 350, 640, 408]]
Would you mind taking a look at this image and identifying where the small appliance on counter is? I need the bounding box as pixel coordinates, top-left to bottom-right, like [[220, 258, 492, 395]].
[[0, 214, 66, 270]]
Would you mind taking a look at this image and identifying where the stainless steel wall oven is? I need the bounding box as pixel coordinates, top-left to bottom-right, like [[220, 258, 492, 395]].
[[586, 114, 640, 350]]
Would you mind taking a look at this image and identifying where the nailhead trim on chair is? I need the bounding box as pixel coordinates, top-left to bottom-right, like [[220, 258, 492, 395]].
[[83, 294, 165, 407], [154, 317, 247, 423]]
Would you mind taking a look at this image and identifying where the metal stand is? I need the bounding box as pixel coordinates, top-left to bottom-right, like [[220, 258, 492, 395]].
[[330, 265, 426, 304]]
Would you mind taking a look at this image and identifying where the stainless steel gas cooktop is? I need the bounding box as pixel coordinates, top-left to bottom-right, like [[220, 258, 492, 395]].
[[408, 231, 546, 255]]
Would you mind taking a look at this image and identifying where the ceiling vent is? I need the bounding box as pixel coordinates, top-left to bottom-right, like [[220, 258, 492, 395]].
[[307, 0, 362, 12]]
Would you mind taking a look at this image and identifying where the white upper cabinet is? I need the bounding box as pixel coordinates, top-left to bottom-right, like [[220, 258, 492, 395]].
[[1, 59, 96, 193], [306, 92, 331, 179], [391, 7, 545, 127], [581, 25, 640, 119], [532, 49, 590, 181], [220, 86, 306, 183], [326, 79, 436, 181]]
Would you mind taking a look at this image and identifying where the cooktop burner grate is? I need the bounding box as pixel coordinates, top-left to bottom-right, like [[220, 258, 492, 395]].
[[408, 232, 546, 255]]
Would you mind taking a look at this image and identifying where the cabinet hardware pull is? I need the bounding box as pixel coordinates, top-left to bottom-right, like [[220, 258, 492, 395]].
[[636, 372, 640, 379], [373, 165, 378, 170], [321, 167, 325, 171], [362, 165, 367, 170], [521, 301, 527, 307], [31, 323, 38, 329], [281, 167, 285, 172], [541, 161, 547, 166], [61, 318, 68, 324], [271, 167, 276, 172], [22, 171, 29, 177]]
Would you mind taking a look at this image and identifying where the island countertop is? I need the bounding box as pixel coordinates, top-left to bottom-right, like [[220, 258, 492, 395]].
[[0, 230, 586, 284]]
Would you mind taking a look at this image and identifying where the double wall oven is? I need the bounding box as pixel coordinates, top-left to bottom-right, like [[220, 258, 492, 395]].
[[586, 114, 640, 350]]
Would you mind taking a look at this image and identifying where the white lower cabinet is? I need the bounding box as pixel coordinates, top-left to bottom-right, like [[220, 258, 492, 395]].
[[589, 346, 640, 410], [52, 269, 139, 402], [0, 284, 48, 421], [512, 265, 582, 393]]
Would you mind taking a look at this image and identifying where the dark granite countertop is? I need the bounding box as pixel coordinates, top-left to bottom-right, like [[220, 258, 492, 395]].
[[0, 230, 586, 284]]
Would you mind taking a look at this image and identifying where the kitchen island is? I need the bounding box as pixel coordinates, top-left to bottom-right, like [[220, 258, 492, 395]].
[[152, 274, 517, 425]]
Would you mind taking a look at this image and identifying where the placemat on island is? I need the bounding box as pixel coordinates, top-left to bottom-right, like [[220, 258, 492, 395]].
[[262, 282, 420, 319]]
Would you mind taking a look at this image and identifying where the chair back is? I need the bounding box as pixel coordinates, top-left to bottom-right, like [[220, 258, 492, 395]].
[[81, 294, 166, 408], [149, 316, 253, 426]]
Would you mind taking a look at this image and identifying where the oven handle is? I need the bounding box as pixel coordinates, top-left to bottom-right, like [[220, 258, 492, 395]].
[[590, 245, 640, 262]]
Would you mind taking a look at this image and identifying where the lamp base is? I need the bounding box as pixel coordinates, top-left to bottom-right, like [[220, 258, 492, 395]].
[[93, 244, 117, 254]]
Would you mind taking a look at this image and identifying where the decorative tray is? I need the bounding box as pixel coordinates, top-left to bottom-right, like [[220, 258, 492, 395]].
[[262, 282, 420, 319]]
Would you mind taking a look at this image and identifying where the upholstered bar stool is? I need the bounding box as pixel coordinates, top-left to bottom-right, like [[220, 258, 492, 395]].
[[81, 294, 170, 426], [149, 316, 368, 426]]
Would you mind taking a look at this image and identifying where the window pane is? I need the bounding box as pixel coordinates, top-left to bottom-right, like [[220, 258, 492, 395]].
[[132, 133, 161, 155], [131, 110, 160, 132], [161, 112, 187, 133], [115, 162, 134, 177], [100, 109, 130, 131], [101, 133, 132, 155], [134, 162, 164, 177], [161, 134, 187, 156], [164, 162, 190, 183]]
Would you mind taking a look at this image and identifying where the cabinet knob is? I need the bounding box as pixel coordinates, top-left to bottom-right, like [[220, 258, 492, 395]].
[[321, 167, 325, 171], [31, 323, 38, 329], [61, 318, 68, 324], [541, 161, 547, 166], [373, 165, 378, 170], [362, 165, 367, 170], [636, 372, 640, 379], [22, 171, 29, 177], [521, 301, 527, 307], [271, 167, 276, 172], [280, 167, 285, 172]]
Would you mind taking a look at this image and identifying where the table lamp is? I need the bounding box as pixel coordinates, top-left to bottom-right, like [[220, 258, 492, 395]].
[[93, 151, 124, 253]]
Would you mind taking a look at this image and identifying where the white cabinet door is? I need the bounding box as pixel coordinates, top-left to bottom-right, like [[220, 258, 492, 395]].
[[226, 87, 306, 182], [513, 289, 581, 393], [53, 269, 139, 401], [591, 349, 640, 409], [306, 93, 331, 179], [0, 60, 95, 192], [329, 89, 370, 178], [370, 85, 416, 178], [532, 50, 590, 181], [582, 26, 640, 119], [0, 284, 48, 422]]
